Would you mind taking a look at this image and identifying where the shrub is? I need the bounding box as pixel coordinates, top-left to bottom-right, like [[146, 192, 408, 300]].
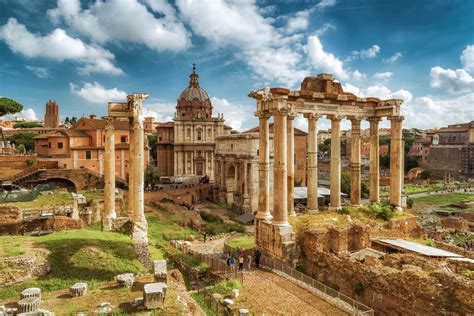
[[211, 279, 242, 294], [336, 207, 350, 215], [200, 211, 224, 224], [13, 121, 43, 128], [361, 202, 394, 221], [26, 158, 34, 166], [406, 198, 414, 209]]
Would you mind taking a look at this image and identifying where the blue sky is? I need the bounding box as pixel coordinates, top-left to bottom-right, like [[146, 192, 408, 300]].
[[0, 0, 473, 131]]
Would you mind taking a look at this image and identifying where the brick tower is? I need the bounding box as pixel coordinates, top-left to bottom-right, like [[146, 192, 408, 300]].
[[44, 100, 59, 128]]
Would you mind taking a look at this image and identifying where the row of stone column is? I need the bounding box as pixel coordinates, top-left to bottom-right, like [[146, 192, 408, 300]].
[[255, 111, 404, 225]]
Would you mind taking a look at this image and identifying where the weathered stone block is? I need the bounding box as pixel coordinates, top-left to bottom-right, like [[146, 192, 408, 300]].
[[17, 297, 40, 313], [116, 273, 135, 288], [153, 260, 167, 283], [20, 288, 41, 300], [143, 282, 167, 310], [69, 283, 87, 297]]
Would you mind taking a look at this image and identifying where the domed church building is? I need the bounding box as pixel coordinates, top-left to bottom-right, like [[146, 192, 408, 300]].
[[156, 65, 232, 180]]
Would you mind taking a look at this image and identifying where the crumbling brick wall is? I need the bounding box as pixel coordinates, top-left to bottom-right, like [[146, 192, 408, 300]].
[[441, 216, 470, 233], [0, 205, 23, 235]]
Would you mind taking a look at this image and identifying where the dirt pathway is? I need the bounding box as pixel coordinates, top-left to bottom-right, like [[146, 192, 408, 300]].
[[189, 236, 227, 255], [239, 269, 349, 316]]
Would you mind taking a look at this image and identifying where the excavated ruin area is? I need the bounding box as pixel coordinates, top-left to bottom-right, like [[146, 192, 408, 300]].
[[293, 211, 474, 315]]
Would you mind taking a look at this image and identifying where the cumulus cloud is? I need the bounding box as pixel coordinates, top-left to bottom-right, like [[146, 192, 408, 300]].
[[47, 0, 190, 51], [70, 82, 127, 104], [430, 66, 474, 93], [211, 97, 255, 131], [383, 52, 402, 63], [285, 10, 310, 34], [1, 108, 38, 121], [402, 93, 474, 129], [25, 65, 49, 78], [141, 100, 175, 122], [316, 0, 337, 9], [314, 23, 336, 37], [461, 44, 474, 72], [347, 44, 380, 61], [0, 18, 123, 76], [373, 72, 393, 80], [342, 83, 412, 103]]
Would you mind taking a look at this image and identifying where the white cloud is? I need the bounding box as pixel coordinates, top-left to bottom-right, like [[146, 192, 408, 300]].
[[347, 44, 380, 61], [341, 83, 360, 96], [1, 108, 38, 121], [211, 97, 255, 131], [342, 83, 412, 103], [316, 0, 337, 9], [383, 52, 402, 63], [141, 100, 175, 122], [314, 23, 336, 37], [0, 18, 123, 76], [70, 82, 127, 104], [47, 0, 190, 51], [176, 0, 307, 87], [285, 10, 310, 34], [25, 65, 49, 78], [430, 66, 474, 93], [373, 72, 393, 80], [402, 93, 474, 129], [306, 36, 360, 80], [461, 44, 474, 72]]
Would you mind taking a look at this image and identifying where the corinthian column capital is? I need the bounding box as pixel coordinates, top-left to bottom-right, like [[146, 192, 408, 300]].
[[327, 114, 343, 122], [303, 113, 321, 121]]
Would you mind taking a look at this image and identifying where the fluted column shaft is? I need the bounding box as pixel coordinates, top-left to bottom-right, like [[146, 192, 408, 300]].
[[350, 118, 362, 206], [389, 116, 404, 211], [256, 113, 272, 222], [369, 118, 381, 203], [273, 111, 288, 226], [329, 115, 341, 209], [104, 118, 116, 224], [305, 113, 319, 213], [287, 114, 296, 217], [128, 118, 135, 215]]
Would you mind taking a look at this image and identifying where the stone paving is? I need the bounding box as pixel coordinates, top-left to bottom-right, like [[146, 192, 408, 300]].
[[240, 270, 349, 316]]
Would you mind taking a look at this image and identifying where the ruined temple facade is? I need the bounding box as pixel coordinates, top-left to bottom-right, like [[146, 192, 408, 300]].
[[156, 66, 232, 179], [251, 74, 406, 265]]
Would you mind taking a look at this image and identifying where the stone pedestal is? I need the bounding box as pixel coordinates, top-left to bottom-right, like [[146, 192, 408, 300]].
[[17, 297, 40, 313], [69, 283, 87, 297], [116, 273, 135, 288], [255, 219, 298, 266], [154, 260, 167, 283], [20, 288, 41, 301], [143, 283, 167, 310]]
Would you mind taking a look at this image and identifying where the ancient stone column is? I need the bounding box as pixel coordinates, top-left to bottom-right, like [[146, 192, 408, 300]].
[[350, 117, 362, 206], [273, 110, 289, 226], [256, 112, 272, 222], [242, 161, 250, 211], [103, 118, 117, 230], [389, 116, 404, 211], [305, 113, 319, 214], [287, 113, 296, 217], [129, 94, 149, 244], [128, 118, 135, 216], [329, 115, 342, 210], [368, 117, 381, 203]]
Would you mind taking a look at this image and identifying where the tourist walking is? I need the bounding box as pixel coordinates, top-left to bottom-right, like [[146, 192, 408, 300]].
[[203, 232, 207, 243], [238, 255, 244, 271], [254, 250, 261, 268], [247, 253, 252, 271], [229, 256, 236, 273]]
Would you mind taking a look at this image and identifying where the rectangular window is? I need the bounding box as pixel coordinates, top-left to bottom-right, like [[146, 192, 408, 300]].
[[58, 142, 63, 149], [85, 151, 92, 160], [121, 136, 127, 143]]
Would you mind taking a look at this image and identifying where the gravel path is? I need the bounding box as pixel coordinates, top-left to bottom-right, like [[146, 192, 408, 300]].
[[240, 270, 349, 316]]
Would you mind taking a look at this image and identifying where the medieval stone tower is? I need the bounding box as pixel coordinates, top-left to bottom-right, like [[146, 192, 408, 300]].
[[44, 100, 59, 128]]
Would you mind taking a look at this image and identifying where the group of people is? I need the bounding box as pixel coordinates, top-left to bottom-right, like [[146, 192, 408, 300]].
[[226, 248, 262, 272]]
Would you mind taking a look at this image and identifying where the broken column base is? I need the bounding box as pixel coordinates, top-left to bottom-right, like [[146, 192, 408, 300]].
[[255, 219, 299, 267], [132, 220, 152, 269]]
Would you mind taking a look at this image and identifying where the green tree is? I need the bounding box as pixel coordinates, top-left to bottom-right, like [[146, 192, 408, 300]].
[[17, 143, 26, 154], [341, 170, 351, 195], [318, 138, 331, 153], [64, 117, 70, 125], [0, 97, 23, 117], [144, 165, 161, 187], [13, 121, 43, 128], [70, 117, 77, 125], [147, 135, 157, 162], [7, 132, 35, 151], [380, 153, 390, 169]]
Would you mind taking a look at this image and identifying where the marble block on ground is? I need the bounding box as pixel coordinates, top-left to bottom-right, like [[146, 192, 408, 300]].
[[116, 273, 135, 288], [153, 260, 167, 282], [143, 282, 167, 310]]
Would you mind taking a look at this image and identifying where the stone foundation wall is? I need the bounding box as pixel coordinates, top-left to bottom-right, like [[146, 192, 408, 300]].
[[144, 184, 213, 205], [441, 216, 470, 233], [0, 252, 50, 287], [256, 220, 299, 266], [301, 237, 474, 315], [0, 205, 23, 234]]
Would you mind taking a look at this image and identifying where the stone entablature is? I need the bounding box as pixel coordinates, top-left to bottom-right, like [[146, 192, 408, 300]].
[[250, 73, 405, 264]]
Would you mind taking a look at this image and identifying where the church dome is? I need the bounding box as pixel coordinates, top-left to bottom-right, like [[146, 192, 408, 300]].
[[178, 65, 210, 102], [176, 64, 213, 120]]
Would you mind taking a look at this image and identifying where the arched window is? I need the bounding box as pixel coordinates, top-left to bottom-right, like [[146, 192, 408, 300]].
[[197, 131, 202, 141]]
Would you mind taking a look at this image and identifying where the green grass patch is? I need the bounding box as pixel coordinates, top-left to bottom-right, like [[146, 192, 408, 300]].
[[80, 190, 104, 200], [412, 193, 474, 206], [0, 236, 28, 257], [211, 279, 242, 295], [0, 227, 147, 300], [227, 235, 255, 250], [6, 191, 74, 208], [146, 209, 199, 246], [191, 292, 218, 316]]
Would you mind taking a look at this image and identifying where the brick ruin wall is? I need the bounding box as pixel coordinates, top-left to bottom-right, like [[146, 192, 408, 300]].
[[298, 220, 474, 315]]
